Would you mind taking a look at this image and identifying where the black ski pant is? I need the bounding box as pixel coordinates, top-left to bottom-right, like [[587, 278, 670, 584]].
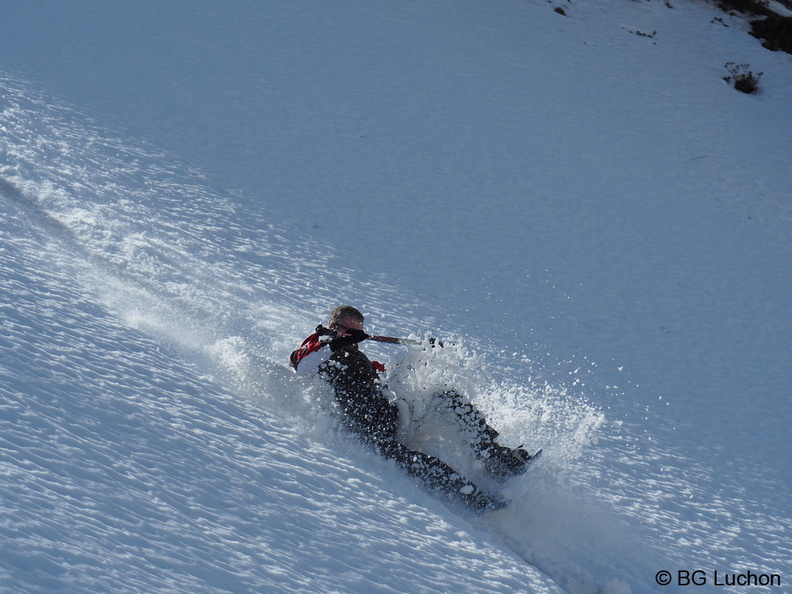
[[367, 390, 502, 497], [373, 437, 480, 499], [344, 390, 503, 504], [431, 390, 500, 455]]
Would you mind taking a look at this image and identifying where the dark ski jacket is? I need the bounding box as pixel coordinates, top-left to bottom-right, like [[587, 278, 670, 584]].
[[290, 333, 398, 443]]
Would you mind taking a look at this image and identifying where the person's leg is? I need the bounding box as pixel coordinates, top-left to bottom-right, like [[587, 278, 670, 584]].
[[432, 390, 535, 481], [432, 390, 499, 454], [375, 438, 505, 512]]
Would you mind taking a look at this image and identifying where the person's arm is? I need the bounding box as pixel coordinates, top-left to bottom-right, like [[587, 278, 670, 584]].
[[289, 333, 331, 375]]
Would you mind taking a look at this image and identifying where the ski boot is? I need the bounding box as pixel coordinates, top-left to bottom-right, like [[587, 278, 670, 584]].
[[461, 488, 511, 514], [483, 445, 541, 482]]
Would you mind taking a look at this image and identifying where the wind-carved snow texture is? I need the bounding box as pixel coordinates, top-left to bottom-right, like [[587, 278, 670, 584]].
[[2, 0, 792, 582], [1, 73, 627, 593]]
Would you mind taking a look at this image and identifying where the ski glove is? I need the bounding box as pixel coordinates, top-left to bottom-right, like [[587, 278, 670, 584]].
[[330, 329, 369, 351], [315, 324, 369, 351]]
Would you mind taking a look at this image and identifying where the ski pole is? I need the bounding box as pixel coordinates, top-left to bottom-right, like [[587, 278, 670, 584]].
[[368, 335, 442, 347], [316, 325, 441, 347], [367, 335, 421, 345]]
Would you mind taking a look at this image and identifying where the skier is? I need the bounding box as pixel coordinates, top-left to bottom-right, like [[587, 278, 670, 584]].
[[290, 305, 536, 512]]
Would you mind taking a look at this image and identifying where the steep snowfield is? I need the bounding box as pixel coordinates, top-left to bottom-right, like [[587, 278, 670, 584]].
[[2, 0, 791, 592]]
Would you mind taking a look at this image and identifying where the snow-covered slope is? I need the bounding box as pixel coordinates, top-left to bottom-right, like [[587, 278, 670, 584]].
[[2, 1, 791, 592]]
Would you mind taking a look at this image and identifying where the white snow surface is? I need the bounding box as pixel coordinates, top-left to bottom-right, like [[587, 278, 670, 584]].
[[1, 1, 791, 592]]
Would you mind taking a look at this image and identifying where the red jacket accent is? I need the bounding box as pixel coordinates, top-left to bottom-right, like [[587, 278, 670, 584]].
[[289, 332, 386, 373], [289, 332, 323, 370]]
